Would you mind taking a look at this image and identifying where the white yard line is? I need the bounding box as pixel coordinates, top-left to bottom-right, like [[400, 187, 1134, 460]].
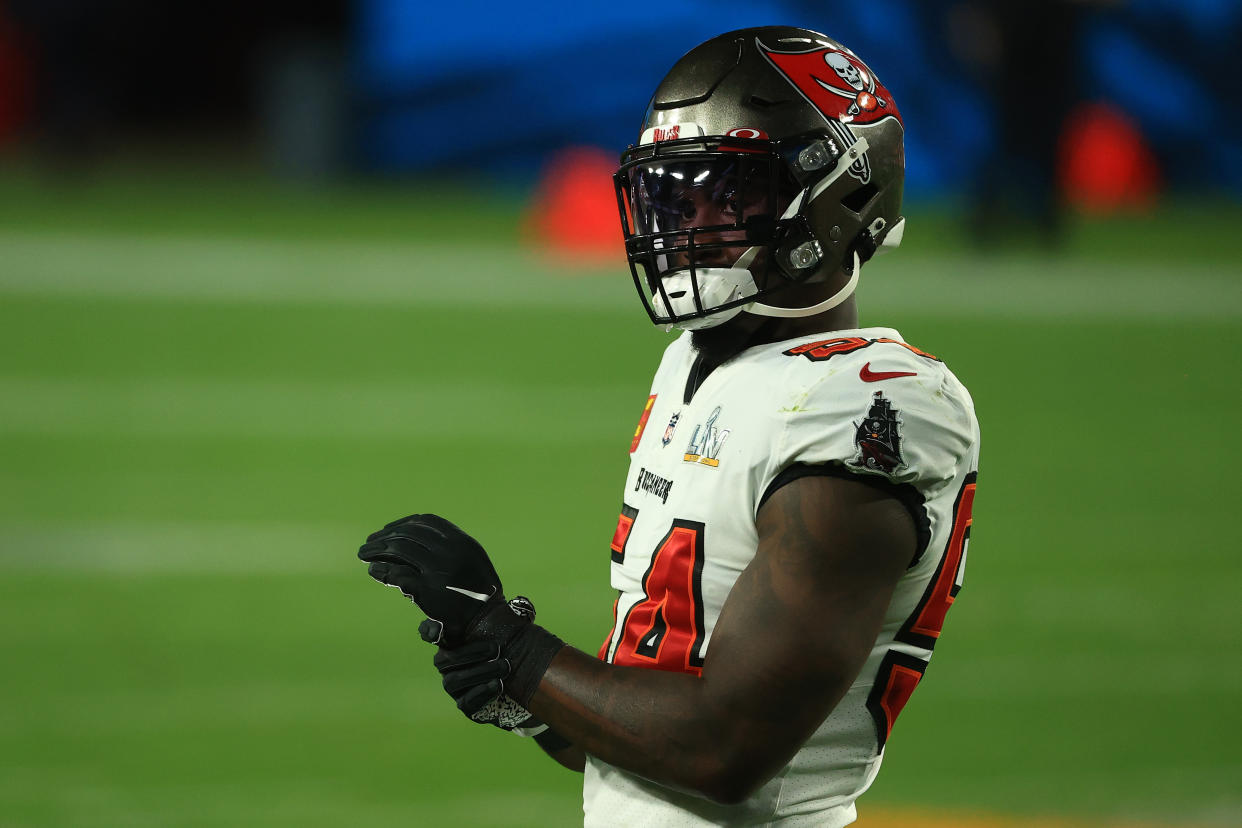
[[926, 650, 1242, 699], [0, 230, 1238, 318], [0, 521, 353, 573], [0, 231, 632, 309], [0, 375, 630, 440]]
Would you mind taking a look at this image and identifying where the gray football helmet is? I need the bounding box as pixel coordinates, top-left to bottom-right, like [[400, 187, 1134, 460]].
[[615, 26, 906, 330]]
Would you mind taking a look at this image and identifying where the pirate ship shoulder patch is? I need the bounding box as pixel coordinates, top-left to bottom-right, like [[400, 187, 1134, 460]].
[[847, 391, 905, 475]]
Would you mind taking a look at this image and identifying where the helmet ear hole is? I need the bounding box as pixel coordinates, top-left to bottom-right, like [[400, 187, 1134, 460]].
[[840, 182, 879, 215], [850, 229, 879, 266]]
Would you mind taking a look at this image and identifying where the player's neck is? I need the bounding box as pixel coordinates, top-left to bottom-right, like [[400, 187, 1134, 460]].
[[748, 266, 862, 344], [759, 297, 860, 342], [690, 298, 859, 364]]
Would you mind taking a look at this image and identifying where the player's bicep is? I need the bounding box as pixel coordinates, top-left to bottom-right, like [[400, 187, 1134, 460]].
[[699, 473, 915, 773]]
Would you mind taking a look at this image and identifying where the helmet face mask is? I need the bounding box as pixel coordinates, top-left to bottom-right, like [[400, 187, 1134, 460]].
[[616, 135, 807, 329], [615, 27, 906, 331]]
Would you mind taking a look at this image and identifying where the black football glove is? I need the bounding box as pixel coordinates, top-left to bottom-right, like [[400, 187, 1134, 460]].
[[435, 638, 576, 755], [358, 513, 505, 647], [358, 513, 565, 709], [433, 609, 547, 733]]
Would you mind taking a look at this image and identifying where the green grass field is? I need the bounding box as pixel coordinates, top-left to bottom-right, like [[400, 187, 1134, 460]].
[[1, 172, 1240, 827]]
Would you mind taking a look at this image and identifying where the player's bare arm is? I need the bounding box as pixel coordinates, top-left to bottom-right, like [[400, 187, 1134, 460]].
[[535, 734, 586, 773], [528, 474, 914, 802]]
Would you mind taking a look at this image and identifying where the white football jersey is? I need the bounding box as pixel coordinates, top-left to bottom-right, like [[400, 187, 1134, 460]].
[[583, 327, 980, 827]]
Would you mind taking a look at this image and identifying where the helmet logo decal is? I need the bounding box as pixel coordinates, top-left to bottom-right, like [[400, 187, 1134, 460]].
[[639, 122, 705, 145], [757, 38, 898, 183], [725, 127, 768, 139], [756, 39, 901, 127]]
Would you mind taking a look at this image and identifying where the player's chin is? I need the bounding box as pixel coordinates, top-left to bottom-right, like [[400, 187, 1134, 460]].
[[690, 312, 779, 363]]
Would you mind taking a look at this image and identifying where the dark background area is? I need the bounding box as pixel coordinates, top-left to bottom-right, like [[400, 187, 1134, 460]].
[[2, 0, 1239, 202]]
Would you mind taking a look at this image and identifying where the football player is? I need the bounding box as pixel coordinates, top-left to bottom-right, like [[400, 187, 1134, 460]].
[[359, 26, 980, 827]]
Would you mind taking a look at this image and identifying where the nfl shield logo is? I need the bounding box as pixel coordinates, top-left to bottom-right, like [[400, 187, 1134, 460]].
[[662, 413, 680, 446]]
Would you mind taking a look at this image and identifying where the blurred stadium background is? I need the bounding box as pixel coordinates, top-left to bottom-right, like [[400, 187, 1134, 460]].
[[1, 1, 1240, 826]]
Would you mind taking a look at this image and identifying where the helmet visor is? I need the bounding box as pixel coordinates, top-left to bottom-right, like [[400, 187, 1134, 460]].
[[617, 149, 801, 325], [625, 154, 797, 259]]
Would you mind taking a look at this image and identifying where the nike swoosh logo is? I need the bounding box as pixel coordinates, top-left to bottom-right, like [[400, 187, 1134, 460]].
[[446, 585, 491, 602], [859, 362, 917, 382]]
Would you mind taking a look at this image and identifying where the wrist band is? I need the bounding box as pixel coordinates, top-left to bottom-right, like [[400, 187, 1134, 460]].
[[504, 623, 566, 708]]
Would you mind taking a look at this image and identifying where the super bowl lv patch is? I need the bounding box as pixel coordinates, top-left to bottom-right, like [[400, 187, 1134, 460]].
[[848, 391, 904, 474]]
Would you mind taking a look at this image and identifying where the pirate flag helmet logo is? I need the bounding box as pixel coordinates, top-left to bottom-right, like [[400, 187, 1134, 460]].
[[848, 391, 905, 475], [758, 40, 901, 127]]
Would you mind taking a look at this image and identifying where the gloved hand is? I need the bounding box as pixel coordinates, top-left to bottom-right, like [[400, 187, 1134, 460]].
[[358, 513, 565, 709], [358, 513, 505, 647], [433, 627, 549, 733]]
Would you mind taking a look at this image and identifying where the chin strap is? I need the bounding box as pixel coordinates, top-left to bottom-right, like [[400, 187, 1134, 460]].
[[728, 139, 876, 321], [744, 251, 861, 319]]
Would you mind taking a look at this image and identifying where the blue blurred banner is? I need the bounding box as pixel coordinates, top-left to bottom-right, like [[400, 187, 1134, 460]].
[[354, 0, 1241, 197]]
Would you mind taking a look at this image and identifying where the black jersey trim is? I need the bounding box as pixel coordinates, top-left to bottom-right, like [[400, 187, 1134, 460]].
[[865, 650, 929, 754], [758, 462, 932, 568], [683, 352, 721, 405]]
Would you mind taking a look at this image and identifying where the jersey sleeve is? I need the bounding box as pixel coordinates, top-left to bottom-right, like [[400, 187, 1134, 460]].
[[759, 348, 977, 511]]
